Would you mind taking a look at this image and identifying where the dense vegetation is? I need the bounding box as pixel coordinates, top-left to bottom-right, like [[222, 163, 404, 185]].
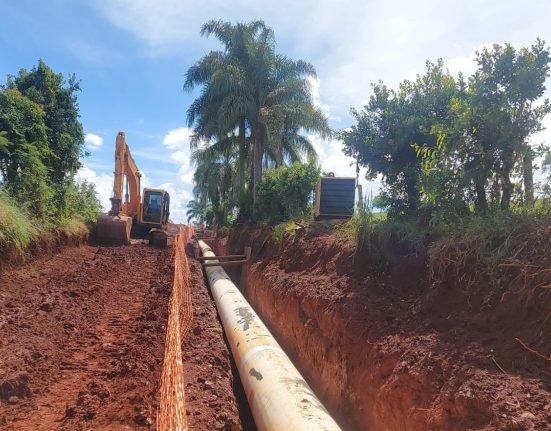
[[0, 60, 101, 259], [333, 40, 551, 288], [341, 40, 551, 220], [185, 20, 330, 228]]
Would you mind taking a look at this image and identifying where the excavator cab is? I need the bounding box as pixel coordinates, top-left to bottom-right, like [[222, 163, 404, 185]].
[[142, 189, 170, 225]]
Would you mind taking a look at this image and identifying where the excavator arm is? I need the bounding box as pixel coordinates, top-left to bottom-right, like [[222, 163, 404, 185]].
[[109, 132, 142, 218]]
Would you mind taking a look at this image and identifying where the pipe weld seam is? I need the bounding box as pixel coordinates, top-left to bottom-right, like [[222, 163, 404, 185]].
[[238, 345, 285, 377]]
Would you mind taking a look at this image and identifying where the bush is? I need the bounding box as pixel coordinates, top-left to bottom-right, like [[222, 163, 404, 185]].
[[61, 180, 102, 226], [255, 162, 320, 223]]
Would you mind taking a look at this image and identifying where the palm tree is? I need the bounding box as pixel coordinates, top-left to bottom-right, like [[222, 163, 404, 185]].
[[185, 199, 208, 224], [185, 20, 330, 216], [185, 20, 272, 202], [190, 136, 238, 228]]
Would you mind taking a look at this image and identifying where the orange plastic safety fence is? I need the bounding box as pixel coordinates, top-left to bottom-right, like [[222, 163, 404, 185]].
[[157, 225, 194, 431]]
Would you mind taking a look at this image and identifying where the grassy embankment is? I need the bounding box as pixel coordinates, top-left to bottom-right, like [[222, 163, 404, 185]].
[[0, 189, 88, 267], [270, 202, 551, 299]]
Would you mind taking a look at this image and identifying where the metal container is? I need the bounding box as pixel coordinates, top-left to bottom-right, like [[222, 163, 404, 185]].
[[314, 176, 356, 219]]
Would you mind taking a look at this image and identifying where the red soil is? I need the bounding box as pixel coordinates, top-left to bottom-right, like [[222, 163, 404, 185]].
[[218, 224, 551, 431], [182, 243, 247, 430], [0, 241, 244, 430]]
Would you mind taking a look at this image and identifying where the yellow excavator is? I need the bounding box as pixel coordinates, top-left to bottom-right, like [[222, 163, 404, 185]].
[[96, 131, 170, 247]]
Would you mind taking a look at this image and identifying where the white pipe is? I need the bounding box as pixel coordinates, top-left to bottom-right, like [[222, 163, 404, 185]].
[[198, 240, 342, 431]]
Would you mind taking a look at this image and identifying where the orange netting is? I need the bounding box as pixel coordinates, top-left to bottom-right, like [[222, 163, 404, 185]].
[[157, 225, 194, 430]]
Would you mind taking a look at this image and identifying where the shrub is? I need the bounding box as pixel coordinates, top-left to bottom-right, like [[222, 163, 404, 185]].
[[255, 162, 320, 224], [61, 180, 102, 226]]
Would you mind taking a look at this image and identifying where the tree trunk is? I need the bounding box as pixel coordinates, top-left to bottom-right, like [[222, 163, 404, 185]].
[[238, 118, 246, 199], [405, 173, 419, 214], [523, 148, 534, 208], [500, 164, 513, 210], [474, 179, 488, 215], [252, 137, 263, 211]]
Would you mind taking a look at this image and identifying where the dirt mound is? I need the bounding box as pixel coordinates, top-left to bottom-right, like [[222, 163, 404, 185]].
[[218, 224, 551, 431]]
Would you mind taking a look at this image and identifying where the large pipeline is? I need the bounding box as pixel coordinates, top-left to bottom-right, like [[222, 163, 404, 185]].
[[198, 240, 342, 431]]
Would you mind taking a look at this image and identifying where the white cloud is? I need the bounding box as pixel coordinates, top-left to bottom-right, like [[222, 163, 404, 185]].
[[84, 133, 104, 150], [156, 127, 196, 222], [162, 126, 194, 150], [93, 0, 551, 125]]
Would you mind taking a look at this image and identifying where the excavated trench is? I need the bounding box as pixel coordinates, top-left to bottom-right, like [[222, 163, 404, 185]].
[[214, 230, 551, 431], [1, 231, 549, 430]]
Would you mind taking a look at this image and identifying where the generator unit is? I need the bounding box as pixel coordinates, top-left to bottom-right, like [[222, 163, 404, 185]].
[[314, 175, 356, 219]]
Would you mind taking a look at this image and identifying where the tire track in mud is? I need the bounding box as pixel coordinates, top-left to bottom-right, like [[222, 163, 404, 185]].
[[0, 244, 169, 430]]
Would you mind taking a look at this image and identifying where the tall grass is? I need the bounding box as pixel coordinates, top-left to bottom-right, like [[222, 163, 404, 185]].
[[428, 206, 551, 293], [58, 215, 89, 237], [0, 188, 89, 264], [333, 197, 426, 276], [0, 188, 40, 258]]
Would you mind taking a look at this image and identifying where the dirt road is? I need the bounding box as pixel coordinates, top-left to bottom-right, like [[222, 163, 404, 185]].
[[0, 242, 245, 430]]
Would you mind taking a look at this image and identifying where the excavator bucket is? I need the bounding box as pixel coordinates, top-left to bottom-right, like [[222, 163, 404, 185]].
[[149, 228, 168, 248], [96, 215, 132, 246]]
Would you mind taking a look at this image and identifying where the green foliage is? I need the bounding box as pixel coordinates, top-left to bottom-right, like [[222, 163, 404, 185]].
[[0, 88, 54, 220], [272, 221, 298, 246], [185, 20, 330, 219], [340, 60, 459, 217], [341, 40, 551, 221], [0, 60, 87, 223], [0, 188, 40, 257], [61, 180, 102, 226], [0, 61, 96, 261], [255, 162, 320, 223], [8, 60, 85, 189]]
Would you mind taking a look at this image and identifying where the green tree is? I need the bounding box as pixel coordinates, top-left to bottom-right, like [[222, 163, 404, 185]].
[[63, 180, 102, 226], [185, 20, 329, 216], [255, 162, 320, 223], [341, 60, 459, 217], [468, 40, 551, 209], [1, 60, 97, 228], [342, 40, 551, 219], [186, 199, 209, 224], [7, 59, 85, 211], [191, 138, 237, 228], [0, 88, 53, 219]]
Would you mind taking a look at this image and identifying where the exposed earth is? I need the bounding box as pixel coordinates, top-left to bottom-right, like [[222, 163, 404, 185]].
[[0, 242, 244, 430], [1, 222, 550, 431], [218, 223, 551, 431]]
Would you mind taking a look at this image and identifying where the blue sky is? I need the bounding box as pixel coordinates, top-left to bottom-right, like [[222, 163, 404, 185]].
[[2, 0, 551, 221]]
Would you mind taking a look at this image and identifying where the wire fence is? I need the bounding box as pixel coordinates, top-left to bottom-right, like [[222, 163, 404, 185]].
[[157, 225, 194, 431]]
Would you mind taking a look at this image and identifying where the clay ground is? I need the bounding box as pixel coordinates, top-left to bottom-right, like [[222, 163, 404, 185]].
[[220, 225, 551, 431], [0, 242, 245, 430]]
